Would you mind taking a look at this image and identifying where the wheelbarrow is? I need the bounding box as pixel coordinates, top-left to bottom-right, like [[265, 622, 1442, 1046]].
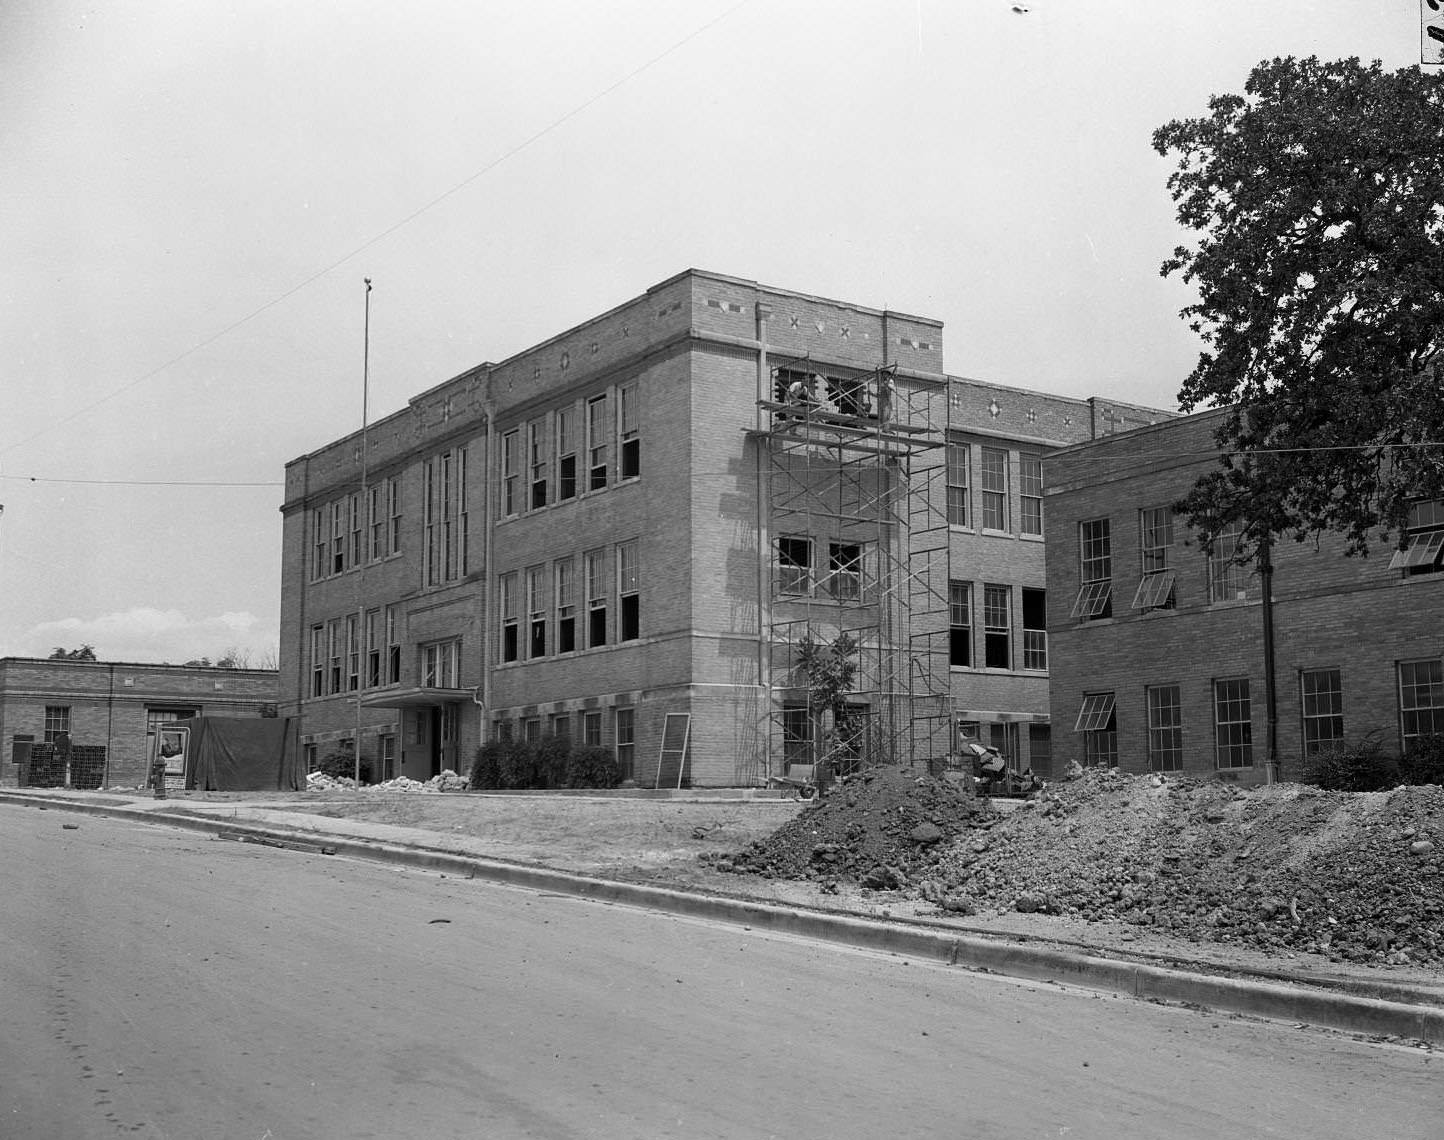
[[767, 763, 818, 800]]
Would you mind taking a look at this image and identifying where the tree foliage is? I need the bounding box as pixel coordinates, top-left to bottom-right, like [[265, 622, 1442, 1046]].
[[1153, 57, 1444, 557], [49, 645, 97, 661]]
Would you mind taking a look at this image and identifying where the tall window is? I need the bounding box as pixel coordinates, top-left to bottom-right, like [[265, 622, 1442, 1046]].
[[583, 710, 603, 746], [980, 447, 1008, 531], [619, 384, 640, 479], [782, 705, 813, 769], [387, 476, 402, 555], [44, 705, 71, 744], [328, 620, 342, 694], [1207, 522, 1251, 603], [349, 492, 362, 570], [311, 508, 327, 580], [1019, 454, 1043, 537], [499, 572, 519, 663], [1388, 500, 1444, 575], [421, 640, 460, 688], [1214, 678, 1253, 769], [827, 542, 863, 601], [1300, 668, 1344, 756], [1022, 588, 1047, 670], [585, 549, 607, 647], [385, 604, 401, 684], [946, 441, 970, 527], [777, 536, 812, 595], [618, 540, 640, 641], [587, 395, 609, 491], [346, 614, 360, 691], [310, 624, 324, 697], [331, 500, 346, 575], [556, 406, 578, 501], [983, 584, 1011, 669], [529, 420, 548, 510], [1072, 518, 1112, 619], [1399, 659, 1444, 751], [423, 447, 467, 585], [368, 484, 384, 562], [1147, 685, 1183, 772], [555, 559, 576, 653], [948, 580, 971, 667], [615, 708, 635, 782], [1134, 507, 1176, 610], [526, 565, 547, 658], [1076, 692, 1117, 767], [365, 608, 381, 687], [501, 430, 520, 517]]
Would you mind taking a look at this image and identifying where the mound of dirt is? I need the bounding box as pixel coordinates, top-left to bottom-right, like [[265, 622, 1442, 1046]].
[[711, 766, 990, 889], [722, 765, 1444, 968]]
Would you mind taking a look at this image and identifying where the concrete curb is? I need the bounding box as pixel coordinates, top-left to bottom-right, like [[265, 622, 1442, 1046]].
[[8, 791, 1442, 1045]]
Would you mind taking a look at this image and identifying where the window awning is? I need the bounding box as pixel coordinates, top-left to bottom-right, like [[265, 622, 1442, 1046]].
[[1388, 530, 1444, 570], [1131, 569, 1176, 610], [359, 686, 468, 709], [1075, 692, 1116, 732], [1071, 579, 1112, 619]]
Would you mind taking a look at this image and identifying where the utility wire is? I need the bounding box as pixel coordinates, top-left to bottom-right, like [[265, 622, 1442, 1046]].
[[0, 0, 755, 462], [0, 475, 282, 488]]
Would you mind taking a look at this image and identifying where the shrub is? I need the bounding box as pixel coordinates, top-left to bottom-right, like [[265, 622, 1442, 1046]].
[[317, 740, 372, 784], [1295, 735, 1400, 792], [535, 734, 571, 789], [470, 741, 506, 789], [497, 739, 539, 789], [566, 745, 622, 789], [1401, 735, 1444, 787]]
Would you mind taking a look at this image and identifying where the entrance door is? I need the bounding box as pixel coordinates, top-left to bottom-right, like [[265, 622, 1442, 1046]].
[[428, 703, 459, 777]]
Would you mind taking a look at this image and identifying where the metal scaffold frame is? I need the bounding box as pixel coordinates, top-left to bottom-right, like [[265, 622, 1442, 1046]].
[[752, 355, 951, 778]]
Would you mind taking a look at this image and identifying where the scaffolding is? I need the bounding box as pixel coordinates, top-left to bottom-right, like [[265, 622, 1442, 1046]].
[[753, 358, 951, 778]]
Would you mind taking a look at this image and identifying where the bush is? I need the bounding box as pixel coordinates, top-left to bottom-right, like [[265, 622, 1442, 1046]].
[[535, 734, 571, 789], [1401, 735, 1444, 786], [1295, 735, 1400, 792], [317, 741, 372, 784], [566, 745, 622, 789], [470, 741, 506, 789]]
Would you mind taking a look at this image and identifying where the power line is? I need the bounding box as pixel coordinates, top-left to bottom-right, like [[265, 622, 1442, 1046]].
[[0, 475, 282, 488], [0, 0, 755, 461]]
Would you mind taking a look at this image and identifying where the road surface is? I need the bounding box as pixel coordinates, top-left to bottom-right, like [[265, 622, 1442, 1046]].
[[2, 804, 1439, 1139]]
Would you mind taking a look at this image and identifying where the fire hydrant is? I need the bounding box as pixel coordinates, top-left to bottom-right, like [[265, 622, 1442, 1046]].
[[152, 758, 168, 799]]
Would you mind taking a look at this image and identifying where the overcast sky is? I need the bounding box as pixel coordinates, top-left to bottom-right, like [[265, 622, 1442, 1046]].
[[0, 0, 1425, 665]]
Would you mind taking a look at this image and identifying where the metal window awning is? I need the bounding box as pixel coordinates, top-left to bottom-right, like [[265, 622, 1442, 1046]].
[[359, 686, 466, 709], [1387, 530, 1444, 570], [1075, 692, 1116, 732], [1071, 579, 1112, 618], [1131, 569, 1176, 610]]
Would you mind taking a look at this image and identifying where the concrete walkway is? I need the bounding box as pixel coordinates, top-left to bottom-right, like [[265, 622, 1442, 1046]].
[[5, 786, 1441, 1046]]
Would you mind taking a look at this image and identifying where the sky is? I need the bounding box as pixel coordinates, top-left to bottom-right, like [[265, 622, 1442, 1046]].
[[0, 0, 1428, 666]]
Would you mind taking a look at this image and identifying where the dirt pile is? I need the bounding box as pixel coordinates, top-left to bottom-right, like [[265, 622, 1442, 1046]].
[[722, 766, 1444, 968], [709, 766, 990, 889]]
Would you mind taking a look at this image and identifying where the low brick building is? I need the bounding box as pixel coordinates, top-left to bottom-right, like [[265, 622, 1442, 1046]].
[[1044, 409, 1444, 783], [0, 657, 279, 788], [280, 269, 1166, 786]]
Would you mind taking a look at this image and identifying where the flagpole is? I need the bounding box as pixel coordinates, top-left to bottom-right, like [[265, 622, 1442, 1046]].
[[354, 278, 372, 786]]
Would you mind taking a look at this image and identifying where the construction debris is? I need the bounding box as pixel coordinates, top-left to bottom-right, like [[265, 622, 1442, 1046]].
[[305, 769, 469, 793], [720, 764, 1444, 968]]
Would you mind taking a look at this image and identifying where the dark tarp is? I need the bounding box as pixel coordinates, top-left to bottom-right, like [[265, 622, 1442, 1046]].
[[179, 717, 302, 791]]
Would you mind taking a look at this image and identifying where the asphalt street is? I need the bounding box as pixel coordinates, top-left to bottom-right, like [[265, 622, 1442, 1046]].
[[2, 804, 1439, 1139]]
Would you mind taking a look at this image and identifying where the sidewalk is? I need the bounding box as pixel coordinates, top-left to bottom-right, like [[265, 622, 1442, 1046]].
[[6, 786, 1442, 1045]]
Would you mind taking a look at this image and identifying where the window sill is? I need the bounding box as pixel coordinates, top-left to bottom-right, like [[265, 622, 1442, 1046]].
[[980, 528, 1013, 539], [1018, 533, 1044, 543]]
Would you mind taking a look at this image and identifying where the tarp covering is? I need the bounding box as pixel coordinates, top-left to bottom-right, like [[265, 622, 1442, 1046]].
[[178, 717, 302, 791]]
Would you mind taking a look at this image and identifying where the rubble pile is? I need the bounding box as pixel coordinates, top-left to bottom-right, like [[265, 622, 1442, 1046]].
[[710, 766, 989, 889], [722, 765, 1444, 967], [305, 769, 470, 793]]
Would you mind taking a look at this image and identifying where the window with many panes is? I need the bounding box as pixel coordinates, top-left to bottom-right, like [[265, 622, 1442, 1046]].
[[1133, 506, 1176, 610], [1022, 588, 1047, 670], [421, 639, 460, 689], [368, 484, 385, 562], [529, 420, 548, 510], [1146, 685, 1183, 772], [777, 536, 812, 595], [1300, 668, 1344, 756], [1214, 678, 1253, 768], [782, 705, 812, 769], [1389, 500, 1444, 575], [587, 395, 609, 490], [948, 580, 971, 667], [827, 542, 863, 602], [583, 710, 602, 746], [365, 608, 382, 687], [311, 508, 327, 580], [619, 384, 640, 479], [556, 406, 578, 501], [615, 707, 635, 781], [526, 565, 547, 658], [331, 500, 346, 575], [385, 605, 401, 684], [1075, 692, 1117, 767], [618, 540, 639, 641], [346, 614, 360, 691], [328, 619, 342, 694], [1207, 522, 1251, 603], [501, 430, 520, 517], [44, 705, 71, 744], [1019, 454, 1042, 536], [499, 572, 519, 663], [1072, 518, 1112, 619], [983, 584, 1011, 669], [1399, 658, 1444, 751], [585, 549, 607, 647], [349, 492, 362, 569], [555, 559, 576, 653], [980, 447, 1008, 531], [388, 476, 402, 555], [423, 448, 467, 585], [946, 442, 970, 527], [309, 624, 325, 697]]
